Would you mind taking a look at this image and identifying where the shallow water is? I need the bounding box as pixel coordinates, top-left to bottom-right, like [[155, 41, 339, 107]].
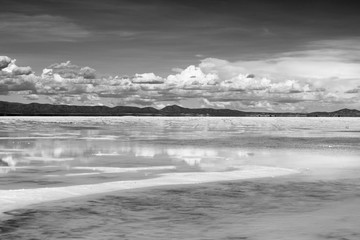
[[0, 117, 360, 239]]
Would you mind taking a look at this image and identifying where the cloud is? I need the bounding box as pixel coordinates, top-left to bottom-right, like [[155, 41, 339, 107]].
[[201, 98, 231, 109], [0, 57, 37, 95], [171, 67, 183, 73], [45, 61, 97, 80], [23, 94, 39, 101], [36, 61, 102, 96], [345, 86, 360, 94], [48, 94, 78, 105], [199, 38, 360, 93], [200, 58, 246, 80], [166, 65, 219, 88], [80, 67, 97, 79], [199, 59, 313, 94], [1, 51, 360, 111], [245, 57, 360, 80], [0, 14, 90, 42], [131, 73, 164, 84], [0, 77, 36, 93], [1, 57, 33, 76], [0, 56, 11, 70], [12, 66, 33, 76], [1, 59, 17, 74]]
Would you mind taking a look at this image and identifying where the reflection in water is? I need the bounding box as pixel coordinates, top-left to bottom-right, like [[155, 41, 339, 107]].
[[0, 117, 360, 239], [2, 178, 360, 240]]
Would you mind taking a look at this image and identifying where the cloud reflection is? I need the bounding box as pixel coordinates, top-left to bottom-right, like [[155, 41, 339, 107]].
[[0, 134, 254, 173]]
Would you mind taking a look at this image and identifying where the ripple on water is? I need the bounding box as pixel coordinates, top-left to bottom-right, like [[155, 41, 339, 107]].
[[1, 178, 360, 240]]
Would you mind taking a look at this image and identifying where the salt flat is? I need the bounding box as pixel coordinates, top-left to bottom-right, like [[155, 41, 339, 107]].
[[0, 117, 360, 239]]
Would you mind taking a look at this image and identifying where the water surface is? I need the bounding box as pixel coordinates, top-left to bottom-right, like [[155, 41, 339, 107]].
[[0, 117, 360, 239]]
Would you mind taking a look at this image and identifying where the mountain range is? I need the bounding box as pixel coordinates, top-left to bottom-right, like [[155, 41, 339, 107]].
[[0, 101, 359, 117]]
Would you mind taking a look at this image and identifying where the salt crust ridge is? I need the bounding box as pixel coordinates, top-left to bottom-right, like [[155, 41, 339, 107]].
[[0, 165, 298, 216]]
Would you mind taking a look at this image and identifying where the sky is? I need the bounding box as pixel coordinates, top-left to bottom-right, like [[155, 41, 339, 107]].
[[1, 0, 360, 112]]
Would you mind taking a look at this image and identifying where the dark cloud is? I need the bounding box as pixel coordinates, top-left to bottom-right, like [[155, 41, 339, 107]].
[[345, 87, 360, 94], [13, 66, 33, 75], [80, 67, 96, 79], [0, 13, 90, 43], [0, 56, 12, 70], [6, 80, 36, 92], [2, 0, 360, 77], [274, 98, 309, 104]]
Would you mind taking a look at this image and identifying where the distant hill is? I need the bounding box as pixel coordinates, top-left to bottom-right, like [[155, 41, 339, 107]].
[[0, 101, 158, 116], [0, 101, 359, 117], [307, 108, 360, 117]]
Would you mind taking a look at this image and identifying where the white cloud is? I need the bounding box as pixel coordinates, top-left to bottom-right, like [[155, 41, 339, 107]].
[[23, 94, 39, 100], [53, 73, 64, 82], [201, 98, 231, 108], [2, 59, 17, 73], [166, 65, 219, 87], [1, 50, 360, 111], [41, 68, 53, 78], [171, 67, 183, 73], [243, 58, 360, 80], [199, 38, 360, 93], [131, 73, 163, 84], [1, 58, 33, 76]]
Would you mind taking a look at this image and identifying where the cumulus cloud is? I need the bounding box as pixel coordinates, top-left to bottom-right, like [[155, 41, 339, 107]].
[[131, 73, 163, 84], [12, 66, 33, 75], [200, 38, 360, 94], [199, 59, 313, 94], [0, 80, 36, 94], [1, 58, 33, 76], [0, 57, 37, 95], [1, 51, 360, 111], [36, 61, 103, 97], [166, 65, 219, 88], [1, 59, 17, 74], [80, 67, 96, 79], [0, 56, 11, 70], [45, 61, 97, 79]]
